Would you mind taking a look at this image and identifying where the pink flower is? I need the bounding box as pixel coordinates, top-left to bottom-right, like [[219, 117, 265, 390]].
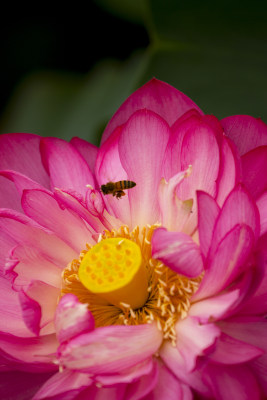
[[0, 78, 267, 399]]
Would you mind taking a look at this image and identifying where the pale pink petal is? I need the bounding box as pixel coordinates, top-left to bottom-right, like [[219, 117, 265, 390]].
[[164, 113, 202, 180], [33, 369, 92, 400], [40, 137, 94, 195], [123, 361, 158, 400], [55, 294, 94, 344], [58, 323, 162, 374], [0, 133, 50, 188], [0, 332, 58, 371], [160, 341, 213, 398], [197, 191, 220, 258], [209, 333, 263, 364], [0, 371, 54, 400], [216, 137, 241, 206], [118, 110, 170, 227], [22, 189, 92, 253], [221, 114, 267, 155], [257, 192, 267, 236], [194, 224, 254, 300], [10, 244, 62, 290], [211, 185, 260, 253], [0, 175, 23, 212], [97, 358, 156, 387], [86, 188, 104, 216], [0, 209, 77, 268], [101, 78, 203, 144], [152, 228, 203, 278], [177, 121, 220, 200], [203, 363, 261, 400], [95, 126, 131, 225], [0, 273, 32, 337], [241, 146, 267, 199], [53, 188, 105, 235], [175, 316, 220, 371], [20, 281, 59, 336], [158, 169, 193, 232], [189, 289, 240, 323], [70, 136, 98, 175], [147, 364, 184, 400]]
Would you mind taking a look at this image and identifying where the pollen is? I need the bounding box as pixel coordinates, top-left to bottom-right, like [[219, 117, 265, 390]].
[[61, 224, 202, 346]]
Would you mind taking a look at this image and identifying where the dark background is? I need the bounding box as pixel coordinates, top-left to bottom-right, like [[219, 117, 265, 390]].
[[1, 0, 267, 145]]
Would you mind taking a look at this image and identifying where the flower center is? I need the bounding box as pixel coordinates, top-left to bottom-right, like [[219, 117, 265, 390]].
[[78, 238, 148, 309], [61, 225, 202, 346]]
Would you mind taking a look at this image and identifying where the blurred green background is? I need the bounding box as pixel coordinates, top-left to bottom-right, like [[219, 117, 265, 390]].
[[1, 0, 267, 145]]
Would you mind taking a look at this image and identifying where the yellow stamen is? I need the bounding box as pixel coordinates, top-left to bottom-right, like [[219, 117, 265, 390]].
[[78, 238, 148, 309]]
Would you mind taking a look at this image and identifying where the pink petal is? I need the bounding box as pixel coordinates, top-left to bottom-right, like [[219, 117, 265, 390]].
[[78, 384, 127, 400], [177, 121, 220, 200], [58, 323, 162, 374], [0, 175, 22, 212], [33, 369, 92, 400], [209, 333, 263, 364], [218, 316, 267, 352], [189, 289, 240, 323], [174, 316, 220, 372], [22, 189, 92, 253], [0, 332, 58, 371], [203, 363, 261, 400], [158, 169, 193, 232], [211, 185, 260, 253], [148, 363, 184, 400], [86, 187, 104, 216], [101, 78, 203, 144], [97, 358, 156, 387], [0, 209, 77, 268], [0, 169, 47, 195], [0, 228, 16, 270], [251, 353, 267, 397], [241, 146, 267, 199], [10, 244, 62, 290], [40, 137, 94, 195], [118, 109, 170, 227], [152, 228, 203, 278], [55, 294, 94, 344], [160, 341, 212, 398], [257, 192, 267, 236], [53, 188, 107, 235], [194, 224, 254, 300], [20, 281, 59, 336], [95, 126, 131, 225], [19, 289, 41, 336], [197, 191, 220, 259], [0, 370, 54, 400], [216, 137, 241, 206], [164, 113, 202, 180], [202, 114, 224, 139], [70, 136, 98, 176], [221, 114, 267, 155], [0, 133, 50, 188], [0, 273, 32, 337]]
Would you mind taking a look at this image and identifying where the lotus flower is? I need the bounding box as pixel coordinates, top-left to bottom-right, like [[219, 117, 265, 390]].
[[1, 79, 267, 399]]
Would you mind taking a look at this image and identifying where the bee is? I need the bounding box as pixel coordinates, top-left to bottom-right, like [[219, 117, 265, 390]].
[[101, 180, 136, 199]]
